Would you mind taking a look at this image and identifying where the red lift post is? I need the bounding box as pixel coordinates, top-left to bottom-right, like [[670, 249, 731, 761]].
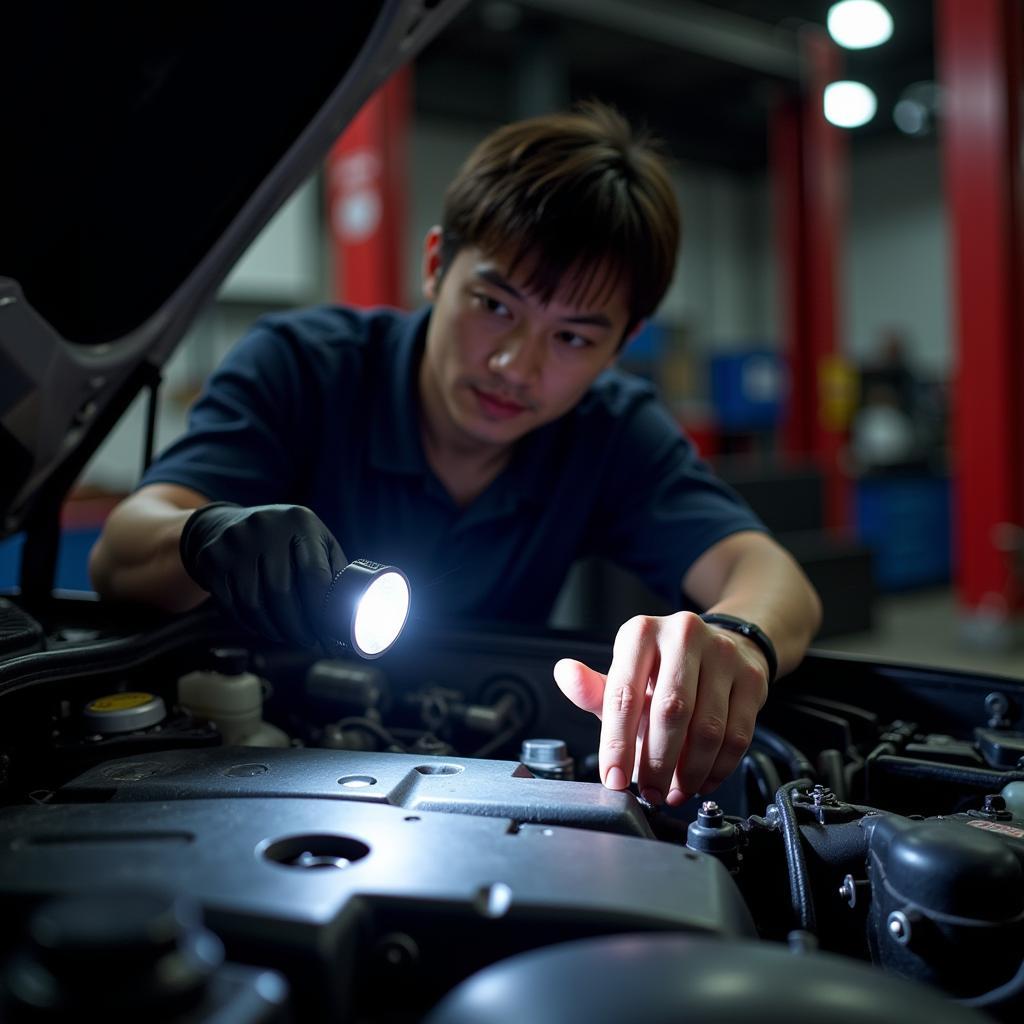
[[937, 0, 1024, 631]]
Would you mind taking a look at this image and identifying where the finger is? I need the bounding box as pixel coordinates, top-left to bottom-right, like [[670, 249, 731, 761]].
[[676, 656, 733, 798], [599, 617, 657, 791], [631, 684, 654, 784], [233, 556, 286, 645], [700, 706, 757, 795], [294, 531, 342, 644], [636, 633, 699, 804], [324, 532, 349, 577], [251, 554, 289, 645], [701, 670, 765, 793], [261, 542, 317, 647], [553, 659, 606, 718], [201, 550, 235, 611]]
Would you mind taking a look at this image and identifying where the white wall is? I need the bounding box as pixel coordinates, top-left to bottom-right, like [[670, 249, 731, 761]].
[[406, 117, 492, 307], [665, 167, 771, 350], [845, 136, 950, 377]]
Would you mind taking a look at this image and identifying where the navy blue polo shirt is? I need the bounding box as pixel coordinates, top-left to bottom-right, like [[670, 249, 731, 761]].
[[140, 305, 766, 626]]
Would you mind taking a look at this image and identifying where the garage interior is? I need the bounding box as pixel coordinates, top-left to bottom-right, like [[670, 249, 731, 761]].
[[3, 5, 1024, 1021]]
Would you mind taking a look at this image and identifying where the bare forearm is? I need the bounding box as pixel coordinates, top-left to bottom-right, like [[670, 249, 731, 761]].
[[88, 485, 210, 612], [685, 532, 823, 677]]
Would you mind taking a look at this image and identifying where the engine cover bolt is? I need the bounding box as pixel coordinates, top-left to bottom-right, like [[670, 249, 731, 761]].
[[838, 874, 869, 908], [811, 784, 838, 807], [983, 794, 1006, 814], [985, 691, 1012, 728], [887, 910, 914, 945]]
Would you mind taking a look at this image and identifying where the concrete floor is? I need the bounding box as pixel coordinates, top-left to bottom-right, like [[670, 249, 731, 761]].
[[814, 586, 1024, 679]]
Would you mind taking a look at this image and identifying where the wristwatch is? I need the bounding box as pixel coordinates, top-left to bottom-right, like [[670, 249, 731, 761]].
[[699, 612, 778, 684]]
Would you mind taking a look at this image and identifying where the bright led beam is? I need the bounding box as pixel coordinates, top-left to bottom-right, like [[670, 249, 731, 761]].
[[324, 559, 411, 658], [353, 571, 410, 657], [823, 81, 877, 129], [827, 1, 893, 50]]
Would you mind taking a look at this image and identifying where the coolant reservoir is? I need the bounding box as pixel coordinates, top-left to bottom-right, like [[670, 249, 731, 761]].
[[177, 654, 288, 748]]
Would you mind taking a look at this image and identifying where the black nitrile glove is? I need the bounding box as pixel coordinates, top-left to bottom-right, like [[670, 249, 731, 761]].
[[179, 502, 348, 647]]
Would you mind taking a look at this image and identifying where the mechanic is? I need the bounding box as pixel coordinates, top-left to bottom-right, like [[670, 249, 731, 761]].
[[89, 101, 822, 808]]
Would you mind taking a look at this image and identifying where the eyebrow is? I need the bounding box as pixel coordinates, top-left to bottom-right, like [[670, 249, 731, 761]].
[[473, 266, 615, 329]]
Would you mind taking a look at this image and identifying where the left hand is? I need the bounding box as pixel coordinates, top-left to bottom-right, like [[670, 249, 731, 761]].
[[553, 611, 770, 806]]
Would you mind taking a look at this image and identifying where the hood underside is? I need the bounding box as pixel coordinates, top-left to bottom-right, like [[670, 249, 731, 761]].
[[0, 0, 468, 548]]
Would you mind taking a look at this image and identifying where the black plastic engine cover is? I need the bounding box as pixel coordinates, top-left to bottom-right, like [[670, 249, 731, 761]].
[[865, 812, 1024, 996], [0, 748, 755, 1023], [53, 745, 656, 836], [422, 933, 990, 1024]]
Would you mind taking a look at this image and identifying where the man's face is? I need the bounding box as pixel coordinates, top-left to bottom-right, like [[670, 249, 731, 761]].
[[419, 228, 633, 455]]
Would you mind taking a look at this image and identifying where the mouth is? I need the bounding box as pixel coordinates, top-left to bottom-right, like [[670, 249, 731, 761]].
[[471, 386, 530, 420]]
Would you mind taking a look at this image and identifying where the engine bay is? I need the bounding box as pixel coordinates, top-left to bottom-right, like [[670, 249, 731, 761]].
[[0, 596, 1022, 1023]]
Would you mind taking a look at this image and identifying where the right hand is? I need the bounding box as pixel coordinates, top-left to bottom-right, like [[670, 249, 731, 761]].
[[179, 502, 348, 647]]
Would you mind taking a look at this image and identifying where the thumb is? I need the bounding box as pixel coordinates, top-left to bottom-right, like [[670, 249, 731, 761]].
[[553, 658, 607, 719]]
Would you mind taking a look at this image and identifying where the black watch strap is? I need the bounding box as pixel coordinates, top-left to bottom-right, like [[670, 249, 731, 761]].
[[699, 612, 778, 684]]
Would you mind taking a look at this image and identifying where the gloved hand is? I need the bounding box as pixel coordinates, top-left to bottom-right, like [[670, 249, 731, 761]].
[[179, 502, 347, 647]]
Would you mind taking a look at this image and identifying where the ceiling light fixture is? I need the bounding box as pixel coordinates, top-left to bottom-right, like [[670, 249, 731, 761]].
[[827, 0, 894, 50], [893, 81, 942, 137], [823, 81, 878, 129]]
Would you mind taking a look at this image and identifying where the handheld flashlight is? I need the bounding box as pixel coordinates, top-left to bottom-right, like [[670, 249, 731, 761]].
[[323, 559, 411, 659]]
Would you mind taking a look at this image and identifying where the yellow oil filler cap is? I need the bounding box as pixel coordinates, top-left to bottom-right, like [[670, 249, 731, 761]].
[[82, 692, 166, 735]]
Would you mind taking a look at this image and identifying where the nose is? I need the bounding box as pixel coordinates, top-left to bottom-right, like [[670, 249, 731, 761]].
[[488, 326, 544, 385]]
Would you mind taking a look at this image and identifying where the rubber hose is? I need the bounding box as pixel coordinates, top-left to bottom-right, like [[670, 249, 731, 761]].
[[775, 778, 817, 934]]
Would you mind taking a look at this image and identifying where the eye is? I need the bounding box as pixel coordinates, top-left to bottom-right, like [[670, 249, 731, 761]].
[[472, 292, 512, 318], [555, 330, 595, 350]]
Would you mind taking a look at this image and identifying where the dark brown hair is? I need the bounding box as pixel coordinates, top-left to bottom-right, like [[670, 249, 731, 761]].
[[439, 101, 680, 336]]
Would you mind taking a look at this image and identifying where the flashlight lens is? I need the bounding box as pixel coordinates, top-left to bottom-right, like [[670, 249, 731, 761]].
[[352, 570, 410, 656]]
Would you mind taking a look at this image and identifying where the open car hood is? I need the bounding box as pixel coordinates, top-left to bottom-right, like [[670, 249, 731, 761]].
[[0, 0, 468, 553]]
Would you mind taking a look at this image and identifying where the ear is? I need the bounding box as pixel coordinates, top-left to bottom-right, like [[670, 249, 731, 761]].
[[421, 225, 444, 302]]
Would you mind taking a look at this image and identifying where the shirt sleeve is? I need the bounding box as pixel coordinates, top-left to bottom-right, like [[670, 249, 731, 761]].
[[138, 318, 323, 506], [586, 394, 769, 607]]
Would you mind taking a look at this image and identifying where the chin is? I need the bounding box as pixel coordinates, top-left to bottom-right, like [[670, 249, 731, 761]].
[[465, 419, 533, 447]]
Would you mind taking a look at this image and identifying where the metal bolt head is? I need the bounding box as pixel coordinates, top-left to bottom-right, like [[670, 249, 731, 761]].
[[375, 932, 419, 970], [838, 874, 857, 908], [811, 784, 837, 807], [520, 738, 569, 764], [985, 691, 1010, 717], [700, 800, 721, 815], [985, 691, 1012, 727], [887, 910, 912, 945]]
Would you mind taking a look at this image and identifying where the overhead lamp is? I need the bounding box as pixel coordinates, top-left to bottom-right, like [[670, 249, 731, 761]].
[[893, 81, 941, 137], [323, 559, 411, 659], [827, 0, 893, 50], [823, 81, 878, 129]]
